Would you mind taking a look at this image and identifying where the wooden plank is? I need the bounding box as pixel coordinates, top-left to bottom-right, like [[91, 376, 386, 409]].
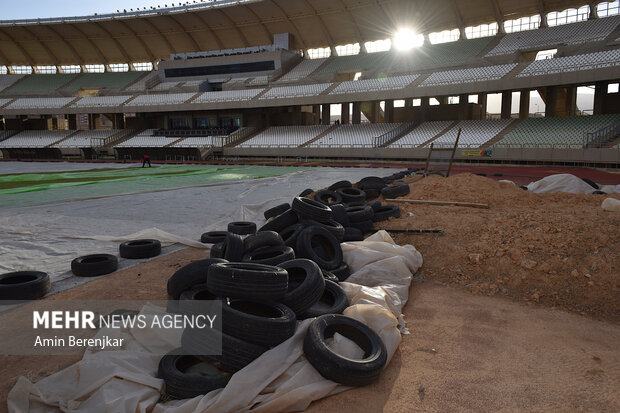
[[386, 198, 490, 209]]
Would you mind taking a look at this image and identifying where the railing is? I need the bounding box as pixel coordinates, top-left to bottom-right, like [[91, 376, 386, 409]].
[[373, 122, 414, 148], [154, 127, 236, 137], [224, 127, 256, 147], [584, 120, 620, 148]]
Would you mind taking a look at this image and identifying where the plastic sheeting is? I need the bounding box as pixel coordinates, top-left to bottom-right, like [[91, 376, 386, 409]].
[[526, 174, 620, 194], [602, 197, 620, 212], [8, 231, 423, 413]]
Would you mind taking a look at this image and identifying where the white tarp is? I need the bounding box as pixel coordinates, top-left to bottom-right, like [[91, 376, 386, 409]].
[[526, 173, 620, 194], [8, 231, 422, 413], [602, 197, 620, 212]]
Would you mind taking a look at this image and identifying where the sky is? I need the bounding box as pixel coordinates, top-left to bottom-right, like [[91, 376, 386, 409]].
[[1, 1, 202, 20]]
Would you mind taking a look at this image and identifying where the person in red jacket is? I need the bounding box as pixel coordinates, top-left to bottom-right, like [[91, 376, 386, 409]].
[[141, 154, 151, 168]]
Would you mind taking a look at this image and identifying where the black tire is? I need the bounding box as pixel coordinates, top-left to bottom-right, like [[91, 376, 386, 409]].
[[314, 190, 342, 206], [363, 188, 380, 199], [182, 328, 267, 373], [71, 254, 118, 277], [167, 258, 228, 299], [242, 245, 295, 266], [227, 221, 257, 236], [303, 314, 388, 386], [279, 224, 304, 248], [201, 231, 229, 244], [292, 196, 333, 222], [381, 183, 410, 199], [0, 271, 50, 300], [259, 209, 299, 233], [330, 204, 350, 227], [372, 205, 401, 222], [593, 190, 607, 195], [280, 259, 325, 316], [295, 226, 343, 271], [344, 202, 366, 209], [350, 220, 375, 234], [427, 170, 446, 177], [210, 242, 225, 258], [264, 203, 290, 220], [367, 200, 382, 212], [321, 270, 340, 284], [299, 280, 349, 319], [206, 262, 288, 301], [359, 176, 386, 188], [581, 177, 599, 190], [346, 205, 374, 223], [243, 231, 284, 253], [331, 263, 351, 282], [223, 233, 244, 261], [222, 299, 297, 347], [328, 180, 352, 191], [178, 284, 219, 301], [158, 351, 231, 400], [343, 227, 364, 242], [300, 219, 345, 242], [336, 187, 366, 203], [119, 239, 161, 259], [299, 188, 314, 197]]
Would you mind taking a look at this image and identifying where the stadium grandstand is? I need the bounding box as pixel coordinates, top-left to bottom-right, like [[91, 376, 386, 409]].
[[0, 0, 618, 165]]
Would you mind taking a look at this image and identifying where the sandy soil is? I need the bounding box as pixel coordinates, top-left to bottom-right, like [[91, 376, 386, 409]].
[[379, 173, 620, 322], [2, 172, 620, 411]]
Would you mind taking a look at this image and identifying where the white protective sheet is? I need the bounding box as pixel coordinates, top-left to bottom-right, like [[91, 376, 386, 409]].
[[602, 197, 620, 212], [526, 173, 620, 194], [8, 231, 423, 413]]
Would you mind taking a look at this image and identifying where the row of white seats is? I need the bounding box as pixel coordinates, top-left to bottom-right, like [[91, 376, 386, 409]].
[[116, 130, 170, 147], [127, 93, 196, 106], [0, 75, 24, 92], [53, 130, 118, 148], [259, 83, 332, 100], [517, 49, 620, 77], [0, 130, 74, 148], [309, 124, 401, 147], [389, 121, 453, 147], [239, 125, 331, 148], [72, 96, 132, 108], [420, 64, 517, 87], [432, 119, 514, 147], [150, 82, 184, 91], [5, 97, 75, 109], [194, 89, 263, 103], [124, 72, 158, 92], [0, 98, 11, 107], [172, 136, 223, 147], [276, 59, 327, 83], [330, 75, 419, 95], [488, 16, 620, 56]]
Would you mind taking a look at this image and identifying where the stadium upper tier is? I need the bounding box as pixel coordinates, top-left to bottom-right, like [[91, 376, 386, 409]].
[[2, 116, 618, 150]]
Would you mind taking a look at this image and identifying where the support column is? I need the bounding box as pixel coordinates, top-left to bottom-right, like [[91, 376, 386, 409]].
[[545, 86, 558, 117], [566, 86, 577, 116], [501, 91, 512, 119], [312, 105, 320, 125], [458, 94, 468, 120], [385, 99, 395, 123], [352, 102, 361, 124], [589, 3, 599, 19], [519, 90, 530, 119], [479, 93, 488, 118], [593, 82, 607, 115], [421, 96, 430, 122], [370, 101, 381, 123], [436, 96, 448, 105], [404, 98, 413, 107], [341, 103, 350, 125], [321, 104, 331, 125]]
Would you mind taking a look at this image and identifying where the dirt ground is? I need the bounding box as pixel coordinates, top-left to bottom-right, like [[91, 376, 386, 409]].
[[381, 173, 620, 322], [2, 172, 620, 411]]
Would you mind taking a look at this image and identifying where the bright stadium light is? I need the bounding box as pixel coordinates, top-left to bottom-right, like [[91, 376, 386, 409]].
[[393, 28, 424, 51]]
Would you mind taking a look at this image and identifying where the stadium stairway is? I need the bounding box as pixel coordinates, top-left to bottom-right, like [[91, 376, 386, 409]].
[[419, 120, 459, 147], [224, 127, 262, 148], [482, 119, 522, 147], [502, 62, 531, 80], [46, 130, 81, 148], [104, 129, 142, 148], [299, 124, 339, 148], [378, 122, 420, 148]]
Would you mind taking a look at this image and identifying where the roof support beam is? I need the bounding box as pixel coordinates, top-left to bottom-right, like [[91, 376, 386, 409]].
[[115, 19, 157, 63], [70, 24, 111, 64], [299, 0, 336, 54], [141, 18, 176, 57], [165, 14, 202, 50], [193, 12, 225, 50], [266, 0, 307, 51], [335, 0, 367, 52], [241, 4, 274, 45], [44, 25, 85, 66], [538, 0, 548, 27], [0, 28, 37, 67], [19, 26, 61, 67], [450, 0, 466, 39], [490, 0, 506, 34], [93, 22, 133, 63], [216, 8, 250, 48]]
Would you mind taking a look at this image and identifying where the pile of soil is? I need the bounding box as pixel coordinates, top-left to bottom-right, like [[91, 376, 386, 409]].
[[379, 173, 620, 322]]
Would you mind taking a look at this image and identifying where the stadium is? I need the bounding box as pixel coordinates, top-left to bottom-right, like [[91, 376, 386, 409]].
[[0, 0, 619, 412]]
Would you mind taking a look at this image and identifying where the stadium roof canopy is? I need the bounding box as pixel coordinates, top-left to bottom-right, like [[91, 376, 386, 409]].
[[0, 0, 597, 66]]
